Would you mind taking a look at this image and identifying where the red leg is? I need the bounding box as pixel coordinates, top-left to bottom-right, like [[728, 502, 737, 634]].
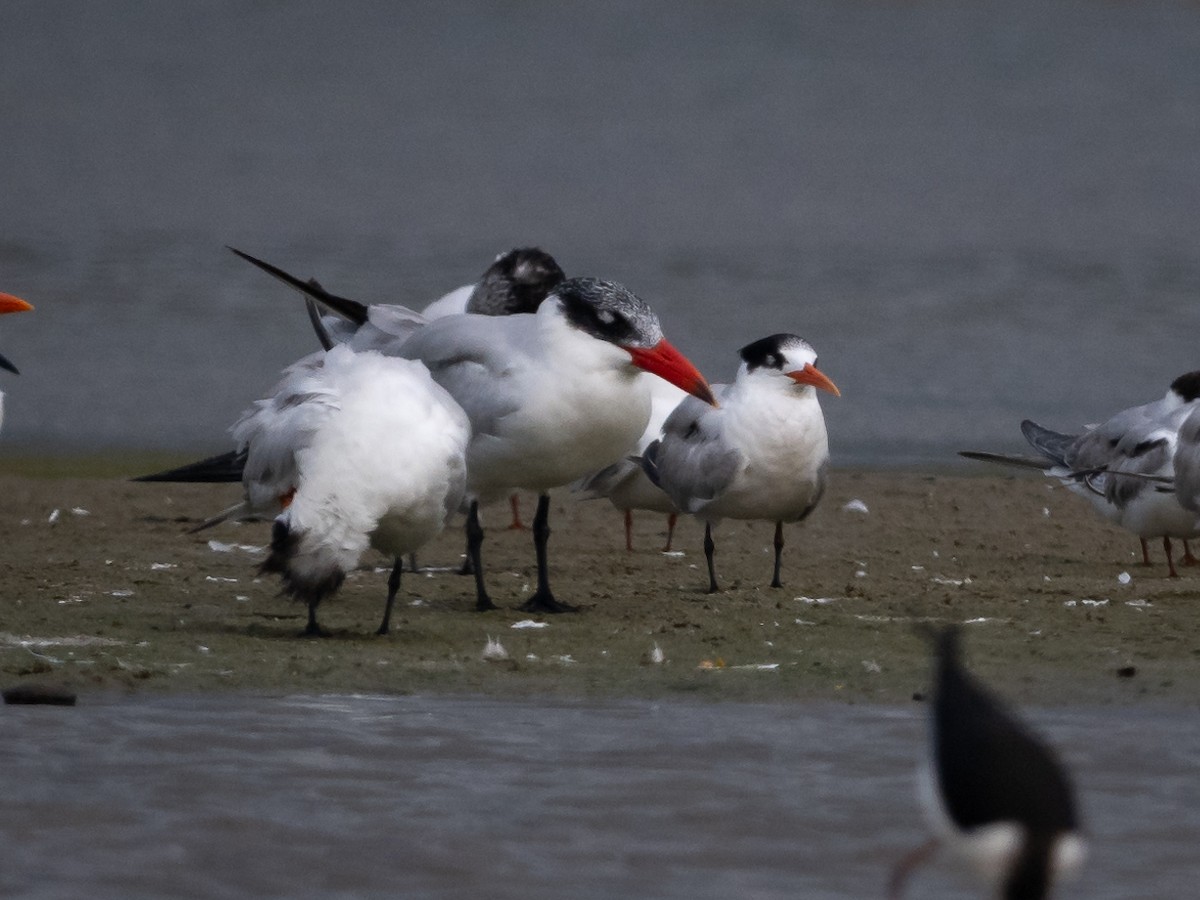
[[1140, 537, 1152, 566], [1164, 536, 1179, 578], [1184, 539, 1198, 566], [507, 493, 527, 530], [662, 512, 677, 552]]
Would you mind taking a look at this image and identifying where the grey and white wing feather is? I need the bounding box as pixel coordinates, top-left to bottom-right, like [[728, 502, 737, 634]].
[[230, 352, 341, 515], [1173, 407, 1200, 513], [644, 387, 742, 514]]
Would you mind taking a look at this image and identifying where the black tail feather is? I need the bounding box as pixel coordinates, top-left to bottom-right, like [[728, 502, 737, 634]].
[[133, 449, 246, 483], [227, 246, 369, 325], [228, 247, 369, 328]]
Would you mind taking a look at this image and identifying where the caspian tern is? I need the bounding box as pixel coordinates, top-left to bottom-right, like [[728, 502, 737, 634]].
[[574, 376, 687, 551], [216, 254, 710, 614], [961, 371, 1200, 575], [395, 277, 716, 613], [421, 247, 565, 319], [0, 292, 34, 433], [189, 344, 469, 637], [424, 249, 565, 532], [641, 333, 839, 593], [296, 246, 564, 354], [231, 254, 717, 613], [271, 247, 565, 533], [889, 628, 1085, 900]]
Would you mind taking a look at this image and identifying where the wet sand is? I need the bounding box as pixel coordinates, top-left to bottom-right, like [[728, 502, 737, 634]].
[[2, 462, 1198, 705]]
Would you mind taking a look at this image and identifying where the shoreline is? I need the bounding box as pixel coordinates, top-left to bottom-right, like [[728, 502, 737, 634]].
[[2, 467, 1198, 706]]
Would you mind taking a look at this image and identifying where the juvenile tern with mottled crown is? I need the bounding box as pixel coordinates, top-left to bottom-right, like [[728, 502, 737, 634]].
[[961, 371, 1200, 575]]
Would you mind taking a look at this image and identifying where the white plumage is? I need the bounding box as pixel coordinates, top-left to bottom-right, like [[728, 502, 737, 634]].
[[221, 344, 470, 635], [643, 333, 838, 592]]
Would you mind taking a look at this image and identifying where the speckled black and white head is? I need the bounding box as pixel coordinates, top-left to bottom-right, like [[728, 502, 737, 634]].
[[467, 247, 566, 316], [1168, 371, 1200, 404], [551, 277, 716, 405], [738, 333, 840, 396]]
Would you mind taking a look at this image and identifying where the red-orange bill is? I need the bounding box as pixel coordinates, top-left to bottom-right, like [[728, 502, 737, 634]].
[[626, 339, 717, 406]]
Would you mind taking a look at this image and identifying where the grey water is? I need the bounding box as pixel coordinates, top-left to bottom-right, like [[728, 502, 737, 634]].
[[2, 1, 1200, 465], [1, 693, 1197, 899], [4, 7, 1200, 894]]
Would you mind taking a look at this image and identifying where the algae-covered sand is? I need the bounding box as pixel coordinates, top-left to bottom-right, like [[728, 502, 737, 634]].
[[2, 464, 1198, 705]]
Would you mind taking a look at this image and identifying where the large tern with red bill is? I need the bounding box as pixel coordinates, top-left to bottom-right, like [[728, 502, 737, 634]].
[[230, 251, 717, 614]]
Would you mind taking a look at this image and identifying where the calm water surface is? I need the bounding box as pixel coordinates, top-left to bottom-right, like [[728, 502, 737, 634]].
[[2, 694, 1198, 899], [2, 2, 1200, 464]]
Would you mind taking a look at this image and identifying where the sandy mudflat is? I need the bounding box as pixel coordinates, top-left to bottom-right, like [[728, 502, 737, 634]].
[[1, 462, 1198, 705]]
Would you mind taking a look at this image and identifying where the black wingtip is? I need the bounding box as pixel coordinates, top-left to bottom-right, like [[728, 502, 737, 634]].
[[228, 246, 369, 326], [639, 440, 663, 488]]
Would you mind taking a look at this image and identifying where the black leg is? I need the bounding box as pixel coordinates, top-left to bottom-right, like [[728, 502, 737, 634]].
[[520, 493, 577, 613], [301, 601, 328, 637], [771, 521, 784, 588], [704, 522, 719, 593], [467, 501, 498, 611], [1164, 536, 1179, 578], [376, 558, 403, 635], [458, 531, 474, 575]]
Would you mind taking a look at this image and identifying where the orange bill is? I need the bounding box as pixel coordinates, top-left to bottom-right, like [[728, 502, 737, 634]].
[[787, 363, 840, 396], [0, 292, 33, 315]]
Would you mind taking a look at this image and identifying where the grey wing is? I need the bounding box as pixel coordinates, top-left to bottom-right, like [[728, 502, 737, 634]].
[[574, 458, 636, 498], [1071, 395, 1177, 469], [649, 393, 743, 513], [396, 313, 533, 435], [339, 304, 430, 353], [1104, 420, 1178, 508], [1021, 420, 1089, 468]]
